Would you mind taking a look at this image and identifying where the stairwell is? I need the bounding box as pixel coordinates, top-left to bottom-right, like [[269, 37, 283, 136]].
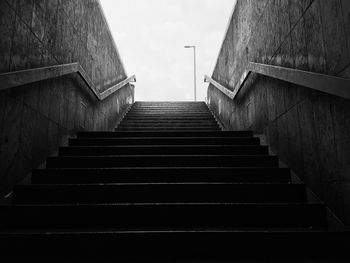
[[0, 101, 348, 261]]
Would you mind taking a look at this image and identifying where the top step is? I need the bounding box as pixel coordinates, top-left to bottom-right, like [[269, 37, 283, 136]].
[[120, 102, 220, 132], [134, 101, 207, 105], [131, 102, 210, 110]]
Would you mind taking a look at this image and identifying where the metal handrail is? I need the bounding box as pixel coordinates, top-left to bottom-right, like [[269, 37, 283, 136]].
[[205, 62, 350, 100], [0, 62, 136, 101]]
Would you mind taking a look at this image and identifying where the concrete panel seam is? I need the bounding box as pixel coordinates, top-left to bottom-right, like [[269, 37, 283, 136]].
[[340, 0, 350, 64], [6, 0, 61, 65], [269, 97, 307, 125], [267, 0, 315, 65]]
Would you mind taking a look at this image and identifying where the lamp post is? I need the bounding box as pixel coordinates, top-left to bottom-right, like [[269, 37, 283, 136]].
[[184, 45, 197, 101]]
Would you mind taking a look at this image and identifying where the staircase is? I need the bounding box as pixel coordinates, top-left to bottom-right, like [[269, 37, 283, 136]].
[[0, 101, 348, 262]]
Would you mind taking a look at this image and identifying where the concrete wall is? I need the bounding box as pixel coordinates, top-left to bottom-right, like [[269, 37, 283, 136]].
[[208, 0, 350, 225], [0, 0, 134, 197]]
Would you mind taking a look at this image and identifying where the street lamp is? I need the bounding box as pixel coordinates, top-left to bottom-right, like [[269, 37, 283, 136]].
[[184, 45, 197, 101]]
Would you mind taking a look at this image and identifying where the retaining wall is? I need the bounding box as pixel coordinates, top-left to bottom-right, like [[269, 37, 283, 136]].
[[208, 0, 350, 225], [0, 0, 134, 196]]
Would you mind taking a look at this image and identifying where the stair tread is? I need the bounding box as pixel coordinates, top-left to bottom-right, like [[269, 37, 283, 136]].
[[59, 145, 269, 156], [0, 228, 330, 234], [16, 182, 298, 186], [4, 202, 320, 206], [1, 231, 348, 260], [49, 154, 276, 157], [60, 145, 264, 148], [32, 167, 292, 184], [0, 203, 327, 229], [34, 166, 288, 170], [46, 155, 279, 168], [69, 137, 261, 146], [14, 183, 306, 204], [71, 136, 258, 139]]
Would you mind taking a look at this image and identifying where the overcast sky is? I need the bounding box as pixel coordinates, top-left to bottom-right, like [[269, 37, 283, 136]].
[[100, 0, 236, 101]]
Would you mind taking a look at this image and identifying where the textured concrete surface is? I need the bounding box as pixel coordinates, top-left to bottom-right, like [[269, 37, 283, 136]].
[[0, 0, 134, 196], [208, 0, 350, 225]]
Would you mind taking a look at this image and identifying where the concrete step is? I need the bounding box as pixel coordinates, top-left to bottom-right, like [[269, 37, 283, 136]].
[[0, 203, 326, 229], [13, 183, 306, 204], [129, 110, 211, 113], [134, 102, 207, 106], [132, 104, 208, 106], [131, 108, 210, 111], [129, 106, 210, 108], [116, 126, 221, 131], [77, 131, 253, 138], [124, 115, 215, 119], [59, 145, 269, 156], [46, 155, 279, 168], [129, 112, 212, 115], [130, 107, 210, 112], [115, 127, 222, 131], [69, 137, 260, 146], [126, 111, 213, 115], [119, 120, 218, 125], [119, 120, 218, 124], [131, 107, 208, 109], [117, 123, 220, 128], [1, 231, 349, 261], [122, 116, 217, 121], [128, 112, 212, 114], [134, 102, 207, 105], [31, 167, 292, 184]]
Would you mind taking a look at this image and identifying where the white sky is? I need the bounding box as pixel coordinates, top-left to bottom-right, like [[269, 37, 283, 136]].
[[100, 0, 236, 101]]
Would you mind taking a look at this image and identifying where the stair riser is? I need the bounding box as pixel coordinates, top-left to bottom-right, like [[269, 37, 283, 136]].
[[126, 113, 213, 116], [121, 123, 217, 127], [46, 156, 279, 168], [130, 110, 210, 112], [124, 116, 215, 120], [13, 184, 306, 204], [59, 146, 268, 156], [130, 111, 211, 113], [129, 113, 212, 115], [1, 204, 326, 229], [122, 118, 217, 122], [69, 137, 260, 146], [0, 232, 347, 260], [130, 105, 209, 108], [123, 117, 215, 121], [77, 131, 254, 138], [117, 125, 220, 128], [123, 116, 215, 119], [115, 127, 222, 131], [127, 112, 213, 115], [31, 168, 291, 184], [135, 102, 206, 104], [132, 105, 208, 107], [126, 108, 209, 110], [116, 126, 220, 128], [121, 118, 217, 121], [119, 121, 218, 125], [133, 104, 208, 107]]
